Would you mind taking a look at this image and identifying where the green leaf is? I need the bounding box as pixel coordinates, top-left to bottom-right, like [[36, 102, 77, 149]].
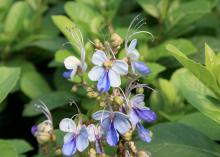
[[0, 67, 20, 103], [52, 15, 80, 56], [20, 71, 51, 99], [23, 91, 74, 116], [137, 0, 160, 18], [205, 43, 216, 71], [9, 139, 33, 154], [166, 44, 220, 98], [137, 123, 220, 157], [179, 112, 220, 140], [0, 140, 17, 157], [0, 0, 14, 20], [55, 49, 72, 63], [4, 1, 32, 41], [172, 68, 220, 124], [148, 39, 197, 61]]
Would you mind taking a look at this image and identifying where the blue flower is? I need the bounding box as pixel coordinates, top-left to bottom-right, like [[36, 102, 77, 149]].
[[137, 122, 152, 143], [128, 94, 157, 127], [59, 118, 89, 156], [88, 50, 128, 92], [92, 110, 131, 146], [133, 61, 151, 75]]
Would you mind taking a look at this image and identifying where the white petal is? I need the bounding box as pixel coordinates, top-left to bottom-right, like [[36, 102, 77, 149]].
[[88, 66, 104, 81], [130, 94, 145, 106], [59, 118, 76, 133], [128, 39, 137, 50], [92, 50, 108, 66], [109, 69, 121, 87], [87, 124, 96, 142], [70, 67, 77, 79], [114, 112, 131, 134], [127, 49, 140, 61], [112, 60, 128, 75], [64, 56, 81, 69]]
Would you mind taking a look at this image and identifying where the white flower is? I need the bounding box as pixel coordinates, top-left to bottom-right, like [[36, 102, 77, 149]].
[[88, 50, 128, 92]]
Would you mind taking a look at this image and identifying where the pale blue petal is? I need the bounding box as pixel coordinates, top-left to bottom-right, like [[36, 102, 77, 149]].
[[130, 94, 145, 107], [92, 50, 108, 66], [92, 110, 110, 121], [128, 39, 137, 50], [95, 139, 104, 154], [133, 62, 151, 75], [97, 71, 110, 92], [108, 69, 121, 87], [128, 110, 140, 128], [100, 117, 111, 133], [114, 112, 131, 134], [62, 136, 77, 156], [106, 122, 119, 146], [76, 125, 89, 152], [88, 66, 104, 81], [111, 60, 128, 75], [137, 123, 151, 143]]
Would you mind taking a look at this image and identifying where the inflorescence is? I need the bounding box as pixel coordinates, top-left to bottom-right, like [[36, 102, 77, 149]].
[[31, 15, 157, 157]]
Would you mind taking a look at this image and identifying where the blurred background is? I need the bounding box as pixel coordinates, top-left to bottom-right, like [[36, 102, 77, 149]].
[[0, 0, 220, 156]]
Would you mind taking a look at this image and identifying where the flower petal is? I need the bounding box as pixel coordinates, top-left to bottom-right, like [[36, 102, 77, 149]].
[[64, 56, 81, 69], [114, 112, 131, 134], [128, 39, 137, 50], [127, 49, 140, 61], [95, 139, 104, 154], [137, 123, 151, 143], [59, 118, 76, 133], [100, 117, 111, 133], [88, 66, 104, 81], [109, 69, 121, 87], [112, 60, 128, 75], [62, 135, 77, 156], [128, 109, 140, 128], [87, 124, 96, 142], [130, 94, 145, 107], [76, 125, 89, 152], [92, 110, 111, 121], [106, 122, 119, 146], [133, 62, 151, 75], [136, 107, 157, 123], [97, 71, 110, 92], [92, 50, 108, 66]]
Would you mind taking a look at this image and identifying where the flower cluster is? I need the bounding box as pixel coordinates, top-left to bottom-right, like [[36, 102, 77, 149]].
[[32, 15, 156, 157]]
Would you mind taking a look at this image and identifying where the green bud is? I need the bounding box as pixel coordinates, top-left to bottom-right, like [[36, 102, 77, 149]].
[[136, 87, 144, 94], [114, 96, 124, 106], [87, 91, 98, 98]]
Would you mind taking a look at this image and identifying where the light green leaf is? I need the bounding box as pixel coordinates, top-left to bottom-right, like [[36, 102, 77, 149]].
[[166, 44, 220, 98], [205, 43, 215, 71], [55, 49, 72, 63], [172, 68, 220, 124], [137, 123, 220, 157], [23, 91, 74, 116], [0, 140, 17, 157], [137, 0, 160, 18], [4, 1, 32, 41], [179, 112, 220, 140], [148, 39, 197, 61], [0, 0, 14, 20], [0, 67, 20, 103], [20, 71, 51, 99]]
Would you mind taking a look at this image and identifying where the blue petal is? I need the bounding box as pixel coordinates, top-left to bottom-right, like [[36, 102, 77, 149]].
[[113, 112, 131, 134], [128, 109, 140, 127], [62, 136, 77, 156], [136, 107, 157, 123], [106, 122, 119, 146], [133, 62, 151, 75], [63, 70, 73, 79], [97, 71, 110, 92], [76, 125, 89, 152], [31, 125, 38, 136], [137, 122, 151, 143]]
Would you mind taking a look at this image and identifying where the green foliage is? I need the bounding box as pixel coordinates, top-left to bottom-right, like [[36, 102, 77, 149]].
[[1, 0, 220, 156]]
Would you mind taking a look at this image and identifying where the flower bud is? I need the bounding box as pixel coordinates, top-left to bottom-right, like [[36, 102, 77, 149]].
[[114, 96, 124, 106], [122, 130, 133, 141], [88, 91, 99, 98], [71, 85, 78, 92], [94, 39, 104, 50], [55, 148, 62, 156], [110, 33, 123, 48], [137, 151, 151, 157], [99, 101, 106, 107], [136, 87, 144, 94], [128, 141, 137, 154], [86, 87, 93, 92], [89, 148, 96, 157]]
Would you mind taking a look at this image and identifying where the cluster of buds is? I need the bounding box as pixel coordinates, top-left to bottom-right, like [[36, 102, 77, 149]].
[[32, 15, 156, 157]]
